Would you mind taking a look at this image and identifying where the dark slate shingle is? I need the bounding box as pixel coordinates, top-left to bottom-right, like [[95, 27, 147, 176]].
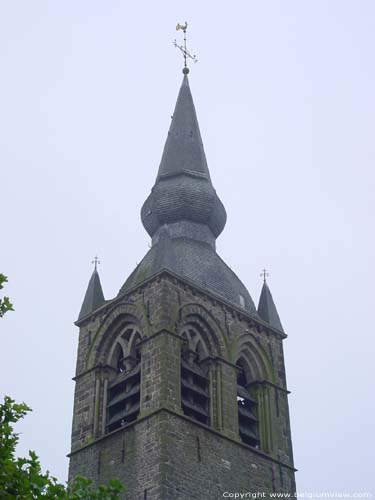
[[78, 269, 105, 321], [257, 282, 284, 332], [119, 73, 257, 314]]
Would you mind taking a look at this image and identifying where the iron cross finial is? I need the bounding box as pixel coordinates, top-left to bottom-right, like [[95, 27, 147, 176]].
[[92, 256, 100, 271], [260, 268, 269, 283], [174, 22, 198, 74]]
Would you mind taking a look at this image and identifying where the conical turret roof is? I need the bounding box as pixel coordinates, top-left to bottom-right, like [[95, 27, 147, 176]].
[[258, 281, 284, 332], [78, 268, 105, 321]]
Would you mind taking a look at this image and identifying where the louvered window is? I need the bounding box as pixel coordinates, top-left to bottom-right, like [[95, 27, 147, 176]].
[[106, 326, 142, 433], [180, 328, 210, 425], [107, 355, 140, 432]]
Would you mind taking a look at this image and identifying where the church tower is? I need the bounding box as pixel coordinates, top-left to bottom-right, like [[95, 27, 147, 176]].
[[68, 65, 296, 499]]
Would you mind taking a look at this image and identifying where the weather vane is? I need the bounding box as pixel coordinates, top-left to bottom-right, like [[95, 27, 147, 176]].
[[92, 256, 100, 271], [174, 22, 198, 73], [260, 268, 269, 283]]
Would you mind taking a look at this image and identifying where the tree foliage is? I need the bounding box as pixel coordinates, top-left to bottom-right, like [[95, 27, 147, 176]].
[[0, 396, 124, 499], [0, 274, 14, 318]]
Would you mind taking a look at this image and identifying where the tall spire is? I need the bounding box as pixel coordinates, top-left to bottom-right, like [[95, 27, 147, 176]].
[[157, 75, 210, 180], [78, 267, 105, 321], [257, 280, 284, 332], [120, 72, 257, 314], [141, 74, 226, 240]]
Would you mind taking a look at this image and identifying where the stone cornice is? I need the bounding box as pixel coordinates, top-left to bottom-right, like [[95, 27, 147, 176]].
[[249, 379, 290, 394], [67, 406, 297, 472], [75, 270, 287, 341], [73, 364, 116, 381]]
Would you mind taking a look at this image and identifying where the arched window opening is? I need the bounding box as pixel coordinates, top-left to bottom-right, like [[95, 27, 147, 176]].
[[106, 326, 142, 433], [180, 327, 210, 426], [237, 358, 259, 448]]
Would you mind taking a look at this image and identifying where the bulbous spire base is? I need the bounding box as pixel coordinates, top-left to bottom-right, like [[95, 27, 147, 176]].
[[119, 73, 257, 315], [141, 75, 226, 239]]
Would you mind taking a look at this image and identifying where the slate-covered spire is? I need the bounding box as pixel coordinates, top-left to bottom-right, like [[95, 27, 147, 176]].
[[156, 74, 210, 180], [258, 281, 284, 332], [120, 71, 257, 314], [78, 268, 105, 321], [141, 74, 227, 240]]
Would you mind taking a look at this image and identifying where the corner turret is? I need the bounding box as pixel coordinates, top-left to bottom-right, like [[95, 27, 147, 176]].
[[258, 280, 284, 332], [77, 268, 105, 321]]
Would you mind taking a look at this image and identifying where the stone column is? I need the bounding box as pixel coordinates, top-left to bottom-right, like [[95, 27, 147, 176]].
[[215, 358, 239, 440], [139, 329, 183, 417], [251, 381, 275, 454], [93, 375, 101, 437], [200, 358, 217, 428], [101, 377, 109, 436]]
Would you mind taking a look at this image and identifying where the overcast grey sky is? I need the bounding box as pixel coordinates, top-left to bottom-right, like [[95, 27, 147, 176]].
[[1, 0, 374, 495]]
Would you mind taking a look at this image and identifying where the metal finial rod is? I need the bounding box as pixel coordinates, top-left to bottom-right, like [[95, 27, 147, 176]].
[[183, 24, 187, 68], [260, 268, 269, 283], [174, 22, 198, 73], [92, 256, 100, 270]]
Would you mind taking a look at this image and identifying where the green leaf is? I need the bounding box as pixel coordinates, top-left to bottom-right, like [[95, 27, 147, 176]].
[[0, 396, 124, 499]]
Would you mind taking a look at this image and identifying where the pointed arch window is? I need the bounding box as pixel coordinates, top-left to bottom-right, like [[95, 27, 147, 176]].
[[236, 358, 260, 448], [106, 326, 142, 433], [180, 327, 210, 425]]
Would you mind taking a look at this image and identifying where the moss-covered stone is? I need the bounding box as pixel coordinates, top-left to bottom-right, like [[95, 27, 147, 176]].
[[69, 272, 296, 499]]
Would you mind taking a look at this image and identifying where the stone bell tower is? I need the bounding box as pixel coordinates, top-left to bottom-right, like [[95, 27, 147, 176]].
[[68, 66, 296, 499]]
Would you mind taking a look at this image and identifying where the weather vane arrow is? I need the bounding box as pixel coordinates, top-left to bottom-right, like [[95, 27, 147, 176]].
[[174, 22, 198, 73]]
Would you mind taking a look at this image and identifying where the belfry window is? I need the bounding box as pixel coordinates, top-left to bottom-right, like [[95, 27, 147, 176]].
[[106, 327, 141, 433], [237, 358, 259, 448], [180, 328, 210, 425]]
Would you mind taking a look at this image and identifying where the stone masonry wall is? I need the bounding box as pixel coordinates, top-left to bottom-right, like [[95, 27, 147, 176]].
[[69, 413, 164, 500], [69, 272, 296, 496], [69, 409, 295, 500]]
